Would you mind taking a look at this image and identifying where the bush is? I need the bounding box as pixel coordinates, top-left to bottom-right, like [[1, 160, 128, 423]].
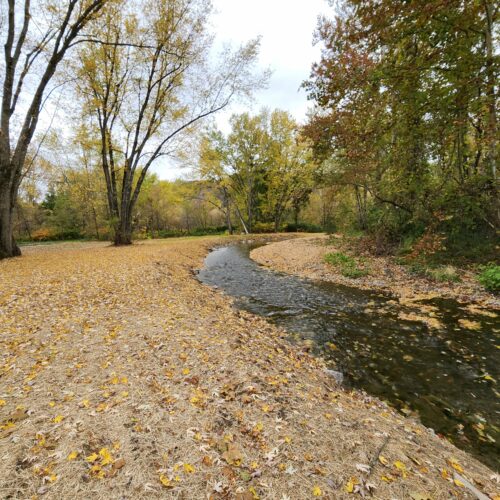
[[150, 226, 228, 239], [406, 262, 461, 283], [30, 228, 84, 242], [31, 227, 57, 241], [251, 222, 275, 233], [284, 222, 323, 233], [324, 252, 370, 278], [478, 264, 500, 292]]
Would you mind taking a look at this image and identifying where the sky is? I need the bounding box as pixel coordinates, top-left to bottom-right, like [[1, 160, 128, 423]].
[[153, 0, 331, 179]]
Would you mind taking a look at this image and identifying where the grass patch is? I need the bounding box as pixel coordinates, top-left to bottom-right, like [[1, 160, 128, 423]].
[[427, 265, 461, 283], [406, 262, 461, 283], [477, 263, 500, 292], [324, 252, 370, 278]]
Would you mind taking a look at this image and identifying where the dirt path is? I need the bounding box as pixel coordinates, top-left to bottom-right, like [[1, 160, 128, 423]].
[[0, 237, 498, 499]]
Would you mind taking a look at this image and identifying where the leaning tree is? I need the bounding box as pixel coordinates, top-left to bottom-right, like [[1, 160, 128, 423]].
[[0, 0, 109, 259]]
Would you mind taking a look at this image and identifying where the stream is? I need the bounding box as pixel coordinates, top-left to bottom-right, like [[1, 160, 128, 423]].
[[198, 242, 500, 470]]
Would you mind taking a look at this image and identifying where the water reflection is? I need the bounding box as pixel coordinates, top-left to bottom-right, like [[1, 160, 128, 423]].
[[198, 243, 500, 469]]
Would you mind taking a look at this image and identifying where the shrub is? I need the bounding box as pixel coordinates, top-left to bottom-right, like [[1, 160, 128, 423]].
[[427, 265, 460, 283], [284, 222, 323, 233], [251, 222, 275, 233], [406, 262, 461, 283], [150, 226, 228, 239], [324, 252, 370, 278], [478, 264, 500, 292], [31, 227, 57, 241]]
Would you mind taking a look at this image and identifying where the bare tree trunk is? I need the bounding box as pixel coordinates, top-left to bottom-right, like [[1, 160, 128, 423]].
[[114, 210, 132, 245], [234, 204, 249, 234], [0, 175, 21, 258], [484, 0, 497, 180], [224, 193, 233, 234]]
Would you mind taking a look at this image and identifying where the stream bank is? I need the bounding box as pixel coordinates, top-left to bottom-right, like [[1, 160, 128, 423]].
[[251, 235, 500, 310], [0, 237, 498, 499], [200, 242, 500, 471]]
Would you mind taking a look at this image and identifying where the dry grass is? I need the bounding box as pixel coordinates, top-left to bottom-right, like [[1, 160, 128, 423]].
[[0, 237, 498, 499]]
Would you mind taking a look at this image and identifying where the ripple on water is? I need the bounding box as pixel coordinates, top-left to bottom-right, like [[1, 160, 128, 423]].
[[198, 243, 500, 470]]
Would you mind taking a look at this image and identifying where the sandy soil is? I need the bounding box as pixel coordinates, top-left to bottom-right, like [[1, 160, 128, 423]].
[[0, 237, 498, 499], [251, 235, 499, 311]]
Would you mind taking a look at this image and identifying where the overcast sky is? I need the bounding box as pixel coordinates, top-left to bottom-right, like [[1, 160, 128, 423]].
[[153, 0, 331, 179], [210, 0, 330, 132]]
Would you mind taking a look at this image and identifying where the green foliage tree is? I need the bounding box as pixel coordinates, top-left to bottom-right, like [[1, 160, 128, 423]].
[[304, 0, 498, 253], [199, 109, 316, 232]]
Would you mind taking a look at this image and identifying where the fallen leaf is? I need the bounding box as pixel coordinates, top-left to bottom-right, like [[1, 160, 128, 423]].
[[159, 474, 172, 488]]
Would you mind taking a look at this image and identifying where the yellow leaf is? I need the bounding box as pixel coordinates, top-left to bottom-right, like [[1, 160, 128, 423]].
[[379, 455, 388, 466], [182, 368, 190, 375], [447, 459, 463, 473], [248, 486, 259, 499], [345, 477, 358, 493], [53, 415, 64, 423], [48, 473, 57, 483], [121, 376, 128, 384], [441, 468, 450, 480], [86, 453, 99, 463], [394, 460, 406, 470], [99, 447, 113, 465], [67, 451, 79, 460], [183, 463, 195, 474], [81, 399, 90, 408], [284, 435, 292, 444], [312, 485, 322, 496], [48, 401, 55, 407], [159, 474, 172, 488], [453, 478, 464, 487], [0, 399, 5, 406], [253, 422, 263, 433], [458, 319, 481, 331]]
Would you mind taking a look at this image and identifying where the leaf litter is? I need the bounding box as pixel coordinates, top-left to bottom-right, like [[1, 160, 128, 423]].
[[0, 237, 498, 499]]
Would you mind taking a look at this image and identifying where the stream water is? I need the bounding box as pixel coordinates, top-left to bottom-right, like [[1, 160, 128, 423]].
[[198, 242, 500, 470]]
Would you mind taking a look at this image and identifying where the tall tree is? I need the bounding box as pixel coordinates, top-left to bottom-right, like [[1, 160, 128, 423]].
[[0, 0, 108, 259], [199, 109, 316, 233], [263, 110, 315, 231], [304, 0, 498, 241], [77, 0, 265, 245]]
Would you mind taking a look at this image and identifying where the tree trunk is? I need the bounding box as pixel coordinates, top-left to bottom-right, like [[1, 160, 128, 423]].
[[484, 0, 497, 180], [0, 181, 21, 259], [224, 194, 233, 234], [114, 216, 132, 246]]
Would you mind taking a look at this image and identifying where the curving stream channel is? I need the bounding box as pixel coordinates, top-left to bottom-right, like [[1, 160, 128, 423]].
[[198, 242, 500, 470]]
